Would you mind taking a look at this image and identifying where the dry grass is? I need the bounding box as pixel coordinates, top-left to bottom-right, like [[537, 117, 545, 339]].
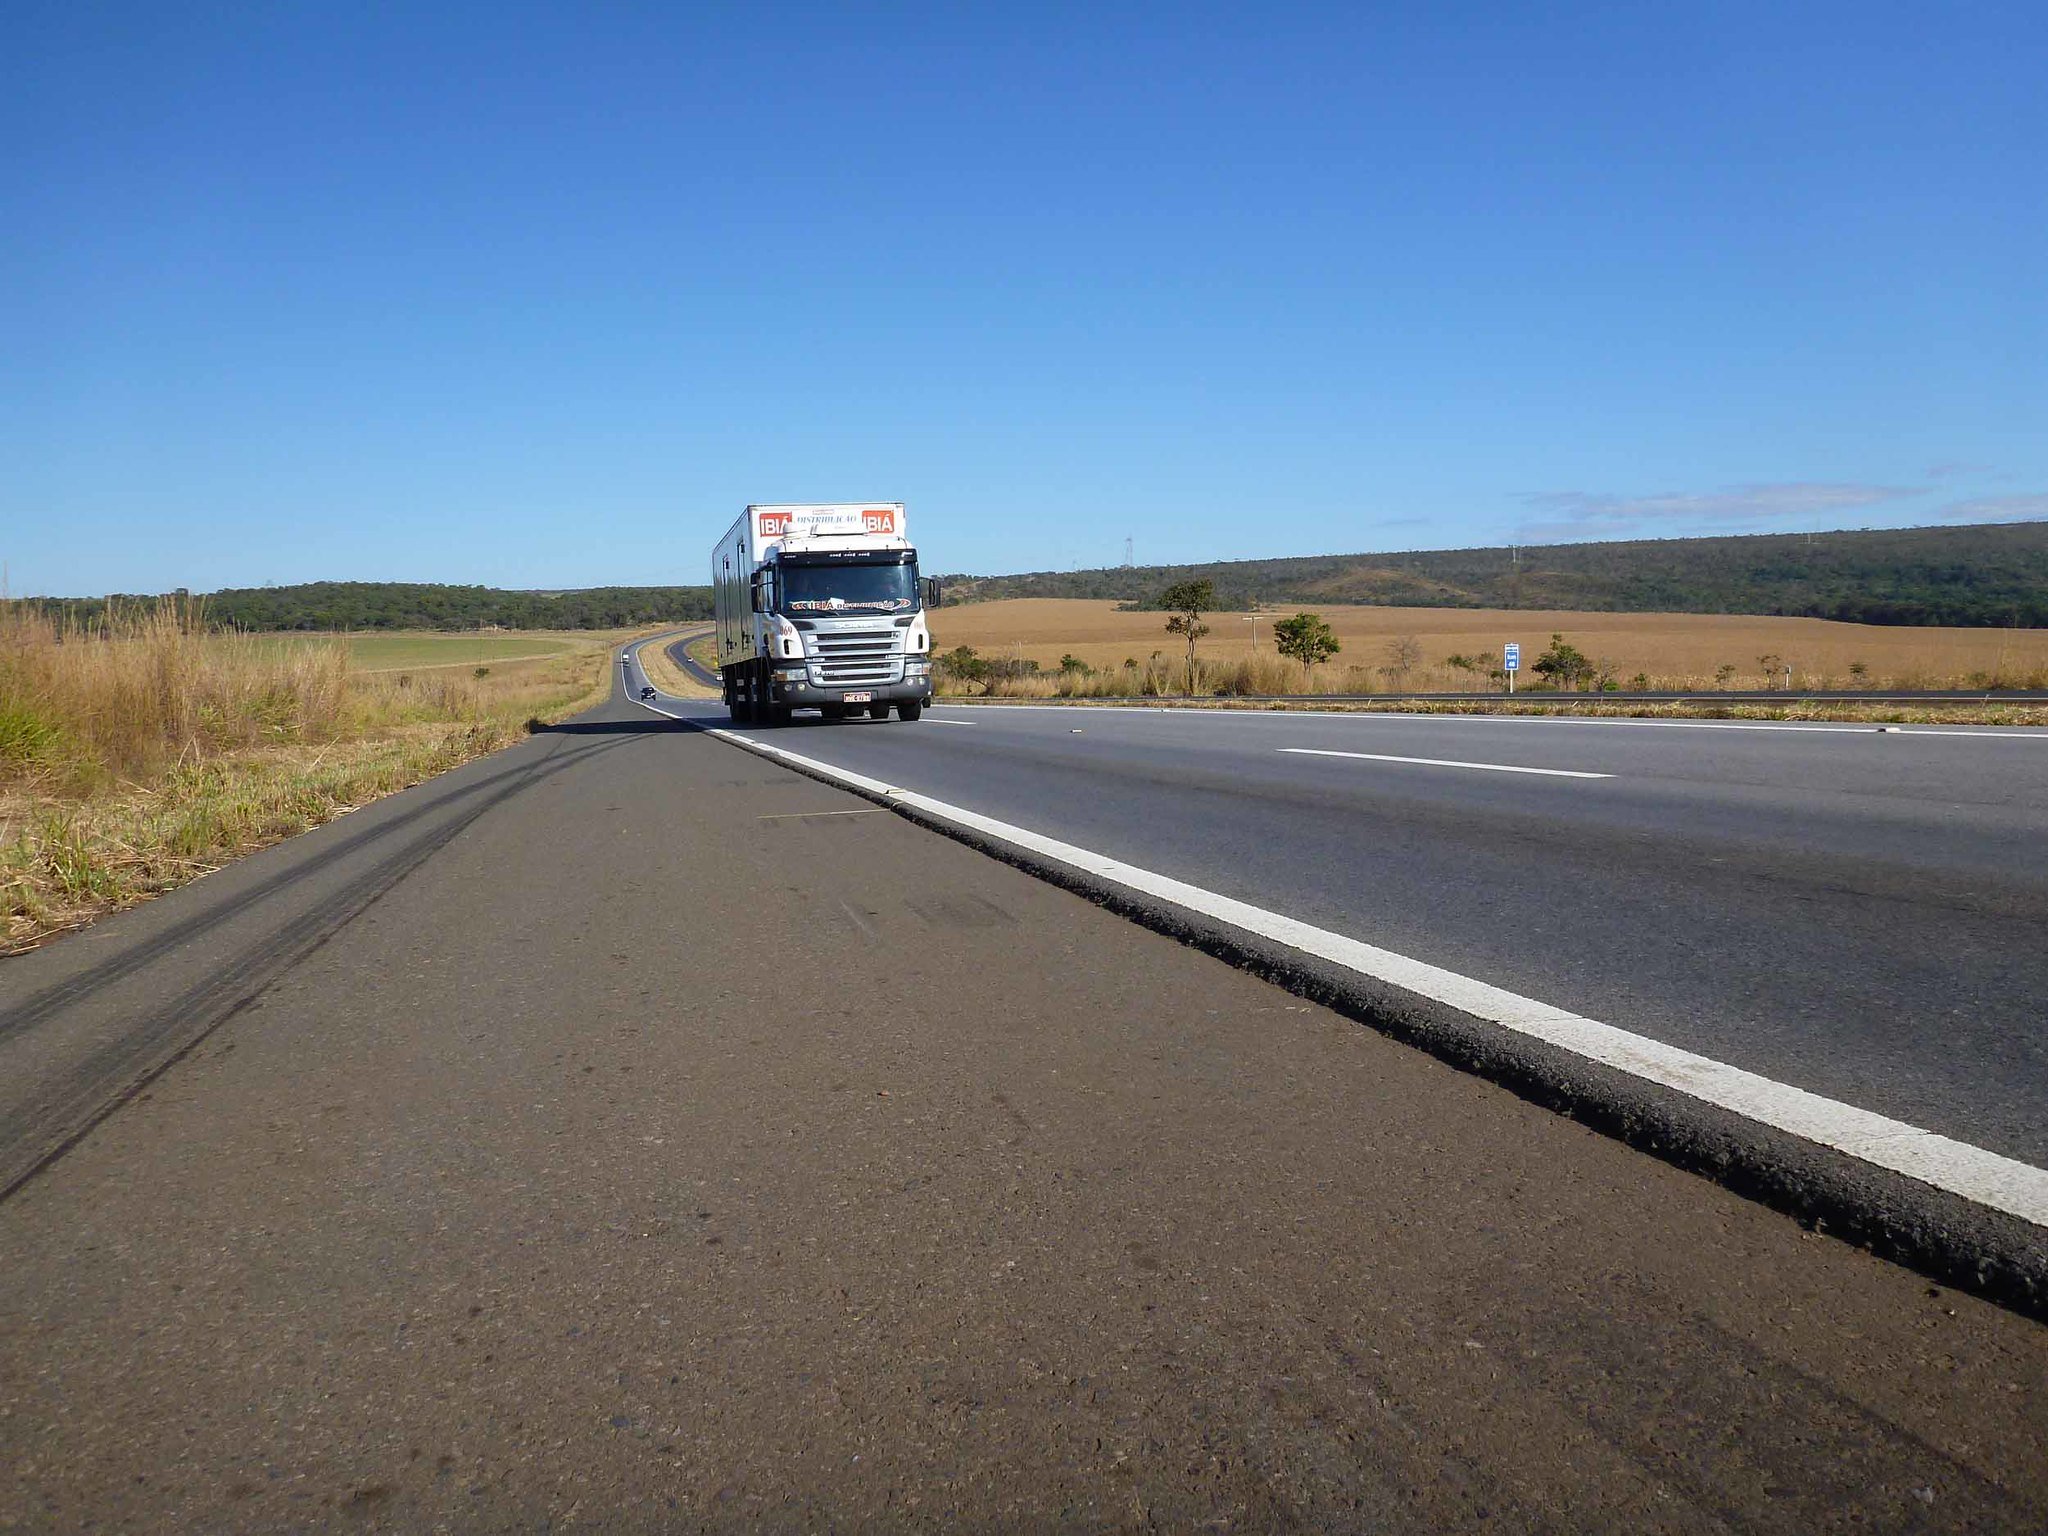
[[931, 599, 2048, 694], [2, 600, 625, 952], [2, 602, 353, 794], [254, 631, 584, 672], [634, 629, 719, 699]]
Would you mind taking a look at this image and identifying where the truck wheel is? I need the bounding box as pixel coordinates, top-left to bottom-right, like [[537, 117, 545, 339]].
[[896, 701, 923, 722], [767, 704, 793, 727], [820, 703, 846, 722], [867, 703, 889, 720]]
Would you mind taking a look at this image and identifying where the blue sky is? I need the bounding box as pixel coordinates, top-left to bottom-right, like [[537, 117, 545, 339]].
[[6, 1, 2043, 595]]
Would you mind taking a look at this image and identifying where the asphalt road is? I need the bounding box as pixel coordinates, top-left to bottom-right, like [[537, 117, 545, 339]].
[[4, 653, 2046, 1529], [666, 630, 720, 688], [641, 680, 2048, 1172]]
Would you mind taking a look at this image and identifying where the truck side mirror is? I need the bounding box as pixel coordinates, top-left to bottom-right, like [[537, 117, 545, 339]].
[[922, 578, 942, 609], [751, 572, 770, 613]]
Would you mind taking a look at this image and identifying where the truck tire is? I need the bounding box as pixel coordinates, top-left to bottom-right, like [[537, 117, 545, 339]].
[[867, 703, 889, 720], [767, 704, 792, 727], [896, 701, 923, 722]]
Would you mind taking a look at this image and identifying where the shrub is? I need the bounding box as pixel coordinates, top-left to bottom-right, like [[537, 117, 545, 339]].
[[1532, 633, 1595, 690]]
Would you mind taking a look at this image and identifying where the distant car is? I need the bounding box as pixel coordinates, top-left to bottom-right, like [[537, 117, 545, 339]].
[[638, 685, 656, 700]]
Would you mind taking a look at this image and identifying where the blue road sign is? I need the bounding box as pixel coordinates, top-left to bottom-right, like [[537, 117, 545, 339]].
[[1504, 642, 1521, 672]]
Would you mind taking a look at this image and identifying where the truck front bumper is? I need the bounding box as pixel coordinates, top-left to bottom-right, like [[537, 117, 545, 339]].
[[769, 675, 932, 708]]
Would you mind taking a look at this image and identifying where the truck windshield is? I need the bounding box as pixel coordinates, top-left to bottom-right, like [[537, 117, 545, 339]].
[[781, 561, 919, 614]]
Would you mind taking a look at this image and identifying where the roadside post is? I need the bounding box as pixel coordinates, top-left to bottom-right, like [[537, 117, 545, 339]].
[[1504, 641, 1520, 694]]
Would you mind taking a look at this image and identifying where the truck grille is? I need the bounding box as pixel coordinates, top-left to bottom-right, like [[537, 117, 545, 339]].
[[814, 628, 899, 685]]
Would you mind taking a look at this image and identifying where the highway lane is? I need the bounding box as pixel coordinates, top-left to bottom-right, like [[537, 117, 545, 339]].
[[637, 691, 2048, 1169], [5, 651, 2048, 1527], [665, 629, 721, 688]]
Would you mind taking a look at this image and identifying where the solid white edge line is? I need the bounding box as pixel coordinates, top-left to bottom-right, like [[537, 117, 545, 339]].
[[1280, 747, 1613, 779], [664, 700, 2048, 1231]]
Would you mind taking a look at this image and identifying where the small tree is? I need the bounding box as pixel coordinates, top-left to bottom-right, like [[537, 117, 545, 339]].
[[1758, 653, 1788, 690], [1274, 612, 1342, 686], [1159, 579, 1214, 693], [1532, 633, 1595, 690], [937, 645, 990, 692], [1059, 653, 1090, 675], [1381, 633, 1422, 686]]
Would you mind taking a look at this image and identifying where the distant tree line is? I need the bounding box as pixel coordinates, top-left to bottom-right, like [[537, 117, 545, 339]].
[[11, 581, 714, 632], [936, 521, 2048, 628]]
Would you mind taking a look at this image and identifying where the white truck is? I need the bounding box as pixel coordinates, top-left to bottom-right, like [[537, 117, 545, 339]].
[[712, 503, 939, 724]]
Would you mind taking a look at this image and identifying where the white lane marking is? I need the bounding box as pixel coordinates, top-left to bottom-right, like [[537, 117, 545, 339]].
[[936, 702, 2044, 740], [677, 714, 2048, 1231], [757, 808, 886, 820], [1280, 747, 1613, 779], [1854, 729, 2048, 740], [923, 718, 976, 726]]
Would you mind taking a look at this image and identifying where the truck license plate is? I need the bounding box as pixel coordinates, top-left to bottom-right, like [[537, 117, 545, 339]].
[[842, 691, 873, 704]]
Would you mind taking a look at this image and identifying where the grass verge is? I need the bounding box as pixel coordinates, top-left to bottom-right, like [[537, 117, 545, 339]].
[[2, 602, 631, 954]]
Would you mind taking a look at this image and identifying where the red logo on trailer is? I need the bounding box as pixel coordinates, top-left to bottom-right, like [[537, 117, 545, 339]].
[[758, 511, 792, 536], [862, 508, 897, 534]]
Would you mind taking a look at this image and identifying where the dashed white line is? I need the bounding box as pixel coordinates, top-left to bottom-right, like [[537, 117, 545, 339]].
[[1279, 747, 1613, 779], [932, 701, 2043, 740]]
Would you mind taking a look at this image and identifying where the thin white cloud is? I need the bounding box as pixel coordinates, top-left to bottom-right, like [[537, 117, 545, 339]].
[[1926, 460, 1993, 479], [1515, 482, 1921, 543], [1930, 494, 2048, 523]]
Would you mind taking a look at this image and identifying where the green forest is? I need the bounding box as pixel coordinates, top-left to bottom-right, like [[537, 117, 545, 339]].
[[940, 521, 2048, 628], [18, 582, 714, 632]]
